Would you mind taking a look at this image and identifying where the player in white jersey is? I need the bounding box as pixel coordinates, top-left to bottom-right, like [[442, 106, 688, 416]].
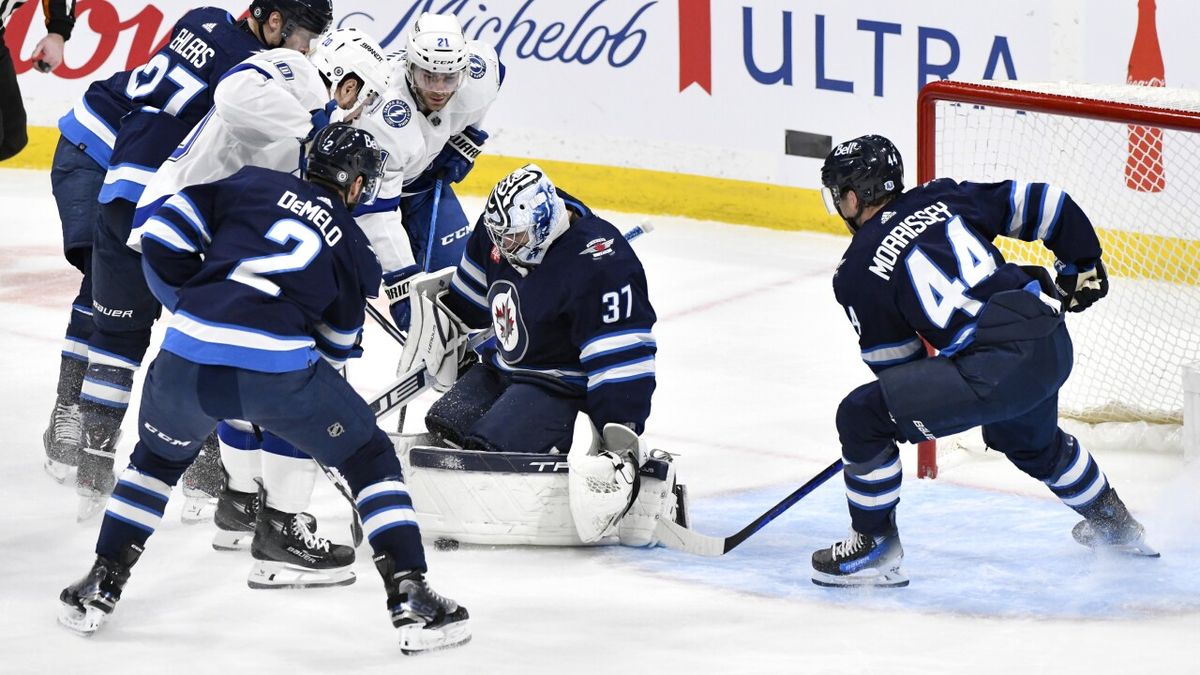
[[354, 12, 503, 332], [132, 27, 392, 589]]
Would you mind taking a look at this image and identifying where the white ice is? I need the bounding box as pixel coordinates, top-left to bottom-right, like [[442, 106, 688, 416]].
[[1, 169, 1196, 674]]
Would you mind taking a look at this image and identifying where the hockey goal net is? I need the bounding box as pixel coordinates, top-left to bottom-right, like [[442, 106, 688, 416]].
[[916, 79, 1200, 477]]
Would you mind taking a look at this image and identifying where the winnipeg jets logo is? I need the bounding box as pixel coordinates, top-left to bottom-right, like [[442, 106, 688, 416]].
[[488, 281, 528, 361], [580, 237, 615, 259], [494, 303, 515, 341]]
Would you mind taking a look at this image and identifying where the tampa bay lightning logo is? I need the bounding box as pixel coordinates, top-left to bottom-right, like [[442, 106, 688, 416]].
[[468, 54, 486, 79], [382, 99, 411, 128], [488, 281, 528, 362]]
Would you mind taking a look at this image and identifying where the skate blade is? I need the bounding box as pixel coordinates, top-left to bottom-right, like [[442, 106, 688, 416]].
[[181, 496, 217, 524], [399, 620, 472, 655], [211, 529, 255, 551], [811, 568, 910, 588], [1092, 541, 1162, 558], [58, 603, 107, 636], [75, 490, 109, 523], [44, 458, 74, 484], [246, 561, 356, 590]]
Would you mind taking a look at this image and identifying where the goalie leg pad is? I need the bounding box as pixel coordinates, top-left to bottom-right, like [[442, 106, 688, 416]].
[[618, 451, 686, 547]]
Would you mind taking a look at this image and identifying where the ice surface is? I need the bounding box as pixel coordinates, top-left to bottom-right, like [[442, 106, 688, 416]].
[[1, 169, 1196, 674]]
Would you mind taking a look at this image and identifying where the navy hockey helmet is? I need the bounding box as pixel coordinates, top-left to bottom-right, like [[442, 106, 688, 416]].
[[250, 0, 333, 43], [305, 124, 384, 206], [821, 134, 904, 232]]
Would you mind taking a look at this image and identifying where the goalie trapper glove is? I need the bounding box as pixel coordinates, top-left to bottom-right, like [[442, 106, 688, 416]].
[[1054, 258, 1108, 313]]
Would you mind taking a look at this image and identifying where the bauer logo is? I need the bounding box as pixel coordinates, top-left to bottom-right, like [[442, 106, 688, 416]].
[[382, 99, 411, 128], [468, 53, 486, 79]]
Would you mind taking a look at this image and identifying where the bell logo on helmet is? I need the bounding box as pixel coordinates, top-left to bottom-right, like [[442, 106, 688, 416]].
[[834, 142, 859, 156], [382, 99, 411, 128]]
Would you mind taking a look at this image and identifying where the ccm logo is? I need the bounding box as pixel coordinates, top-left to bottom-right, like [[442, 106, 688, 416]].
[[440, 225, 473, 246], [143, 422, 189, 447]]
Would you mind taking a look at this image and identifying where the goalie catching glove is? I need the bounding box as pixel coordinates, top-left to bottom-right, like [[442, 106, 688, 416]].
[[1054, 258, 1108, 313], [567, 423, 648, 543], [396, 268, 470, 391]]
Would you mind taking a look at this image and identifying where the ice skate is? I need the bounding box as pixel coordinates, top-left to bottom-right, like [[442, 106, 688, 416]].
[[43, 401, 82, 484], [211, 487, 260, 551], [180, 433, 223, 524], [1072, 488, 1160, 558], [58, 544, 142, 636], [247, 504, 354, 589], [374, 553, 471, 655], [812, 529, 909, 588], [75, 428, 120, 523]]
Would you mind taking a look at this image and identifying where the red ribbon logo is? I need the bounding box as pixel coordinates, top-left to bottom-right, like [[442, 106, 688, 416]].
[[678, 0, 711, 93]]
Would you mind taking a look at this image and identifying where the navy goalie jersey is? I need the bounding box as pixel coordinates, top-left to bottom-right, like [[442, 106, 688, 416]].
[[444, 190, 658, 433], [99, 7, 264, 204], [133, 166, 382, 373], [836, 178, 1102, 373]]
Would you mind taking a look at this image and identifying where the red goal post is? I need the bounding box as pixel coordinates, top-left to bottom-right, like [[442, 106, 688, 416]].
[[915, 79, 1200, 478]]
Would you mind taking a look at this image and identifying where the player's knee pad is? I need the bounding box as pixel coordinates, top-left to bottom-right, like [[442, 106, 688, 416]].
[[837, 382, 900, 461], [337, 427, 405, 495], [130, 437, 202, 484]]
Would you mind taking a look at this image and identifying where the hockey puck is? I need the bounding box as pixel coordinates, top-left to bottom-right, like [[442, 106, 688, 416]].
[[434, 538, 459, 551]]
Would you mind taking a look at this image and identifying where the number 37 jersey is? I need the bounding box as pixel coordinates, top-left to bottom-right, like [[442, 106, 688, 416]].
[[443, 190, 658, 433], [834, 178, 1102, 373]]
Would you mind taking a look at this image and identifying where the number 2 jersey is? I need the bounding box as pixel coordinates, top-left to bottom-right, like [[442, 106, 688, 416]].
[[835, 178, 1102, 374], [442, 190, 657, 433], [96, 7, 264, 204], [129, 166, 382, 373]]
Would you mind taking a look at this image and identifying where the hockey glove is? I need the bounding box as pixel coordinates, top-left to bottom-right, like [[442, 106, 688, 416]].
[[382, 265, 421, 332], [306, 100, 341, 143], [431, 126, 488, 183], [1054, 259, 1109, 313]]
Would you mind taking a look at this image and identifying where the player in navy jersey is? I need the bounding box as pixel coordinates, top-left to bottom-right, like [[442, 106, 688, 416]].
[[403, 164, 657, 457], [67, 0, 334, 518], [58, 125, 471, 653], [809, 135, 1157, 588]]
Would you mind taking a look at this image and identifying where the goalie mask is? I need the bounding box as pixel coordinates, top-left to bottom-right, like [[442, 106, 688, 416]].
[[482, 164, 569, 268], [820, 134, 904, 233], [308, 28, 392, 110], [404, 12, 469, 111]]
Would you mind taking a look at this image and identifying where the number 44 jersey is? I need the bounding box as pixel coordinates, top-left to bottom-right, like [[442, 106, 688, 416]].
[[130, 166, 383, 373], [443, 190, 658, 434], [834, 177, 1102, 374]]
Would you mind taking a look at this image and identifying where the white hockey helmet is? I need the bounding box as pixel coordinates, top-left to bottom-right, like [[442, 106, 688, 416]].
[[482, 164, 568, 268], [404, 13, 469, 104], [308, 27, 392, 109]]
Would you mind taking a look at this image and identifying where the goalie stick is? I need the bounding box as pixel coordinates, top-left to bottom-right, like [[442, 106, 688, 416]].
[[652, 458, 844, 556]]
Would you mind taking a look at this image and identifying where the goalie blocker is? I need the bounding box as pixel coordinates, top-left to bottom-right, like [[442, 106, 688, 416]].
[[391, 428, 688, 547]]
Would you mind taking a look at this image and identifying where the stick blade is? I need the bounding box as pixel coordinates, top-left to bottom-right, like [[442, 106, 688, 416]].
[[653, 519, 726, 557]]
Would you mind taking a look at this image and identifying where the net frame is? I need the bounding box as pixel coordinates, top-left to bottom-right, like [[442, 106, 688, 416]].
[[915, 79, 1200, 478]]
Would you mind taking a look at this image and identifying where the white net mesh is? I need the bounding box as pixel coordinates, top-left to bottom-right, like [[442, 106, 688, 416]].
[[929, 81, 1200, 425]]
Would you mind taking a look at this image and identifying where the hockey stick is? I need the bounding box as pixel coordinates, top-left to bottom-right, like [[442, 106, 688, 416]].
[[366, 302, 406, 346], [423, 177, 443, 271], [653, 458, 844, 556]]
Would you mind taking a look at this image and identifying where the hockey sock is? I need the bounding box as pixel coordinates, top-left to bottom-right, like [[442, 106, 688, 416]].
[[217, 421, 262, 493], [80, 360, 136, 416], [55, 354, 87, 402], [96, 465, 173, 561], [261, 433, 318, 513], [1044, 436, 1109, 512], [340, 428, 427, 572], [843, 446, 903, 536]]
